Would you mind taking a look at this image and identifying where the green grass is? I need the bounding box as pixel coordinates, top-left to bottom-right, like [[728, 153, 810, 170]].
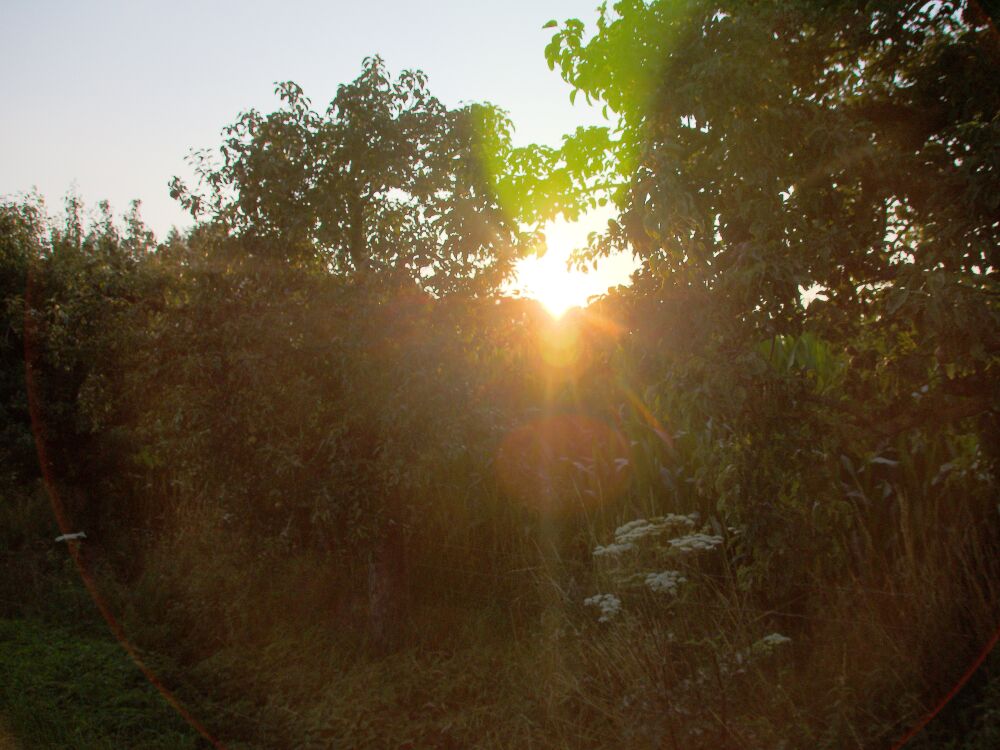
[[0, 618, 200, 750]]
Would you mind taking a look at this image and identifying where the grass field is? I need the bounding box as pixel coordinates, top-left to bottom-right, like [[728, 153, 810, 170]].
[[0, 617, 198, 750]]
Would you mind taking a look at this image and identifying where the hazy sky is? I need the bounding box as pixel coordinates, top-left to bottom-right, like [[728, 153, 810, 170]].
[[1, 0, 637, 301]]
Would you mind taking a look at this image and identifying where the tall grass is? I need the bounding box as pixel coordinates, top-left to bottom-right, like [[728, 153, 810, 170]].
[[77, 412, 997, 749], [2, 395, 995, 750]]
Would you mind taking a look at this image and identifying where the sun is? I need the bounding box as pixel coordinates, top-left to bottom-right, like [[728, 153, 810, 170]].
[[512, 219, 606, 318], [517, 249, 586, 318]]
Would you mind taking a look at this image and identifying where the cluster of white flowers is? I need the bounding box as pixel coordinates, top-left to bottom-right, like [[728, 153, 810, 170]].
[[593, 541, 635, 558], [584, 593, 622, 622], [593, 514, 699, 558], [585, 513, 726, 621], [644, 570, 686, 595], [613, 518, 660, 542], [668, 532, 724, 553], [614, 514, 696, 543]]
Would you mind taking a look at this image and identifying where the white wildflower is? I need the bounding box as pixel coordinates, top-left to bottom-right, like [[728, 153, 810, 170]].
[[668, 533, 723, 552], [644, 570, 686, 595], [593, 541, 635, 558], [612, 514, 697, 545], [584, 593, 622, 622], [613, 518, 654, 540]]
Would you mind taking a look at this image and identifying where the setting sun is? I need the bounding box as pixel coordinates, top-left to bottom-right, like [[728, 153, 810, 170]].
[[512, 215, 636, 318], [516, 246, 586, 317]]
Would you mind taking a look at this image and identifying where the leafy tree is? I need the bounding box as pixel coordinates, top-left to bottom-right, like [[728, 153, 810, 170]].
[[171, 56, 532, 297], [526, 0, 1000, 591], [157, 58, 561, 647], [536, 1, 997, 337], [0, 194, 162, 546]]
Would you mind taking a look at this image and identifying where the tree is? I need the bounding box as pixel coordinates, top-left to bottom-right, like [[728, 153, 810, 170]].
[[167, 58, 546, 647], [532, 0, 1000, 431], [525, 0, 1000, 593], [0, 194, 162, 550], [537, 1, 998, 338], [171, 56, 532, 298]]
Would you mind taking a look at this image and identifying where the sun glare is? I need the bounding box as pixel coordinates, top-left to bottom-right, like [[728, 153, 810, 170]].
[[519, 251, 585, 318], [512, 215, 636, 318]]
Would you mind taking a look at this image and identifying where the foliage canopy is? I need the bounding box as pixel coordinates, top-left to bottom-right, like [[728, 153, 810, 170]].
[[171, 56, 531, 297], [539, 0, 998, 341]]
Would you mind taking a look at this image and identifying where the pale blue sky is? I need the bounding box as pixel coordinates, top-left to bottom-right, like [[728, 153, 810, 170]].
[[1, 0, 637, 301]]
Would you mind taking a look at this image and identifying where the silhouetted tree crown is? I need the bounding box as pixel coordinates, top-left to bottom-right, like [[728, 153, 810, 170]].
[[170, 56, 530, 297]]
